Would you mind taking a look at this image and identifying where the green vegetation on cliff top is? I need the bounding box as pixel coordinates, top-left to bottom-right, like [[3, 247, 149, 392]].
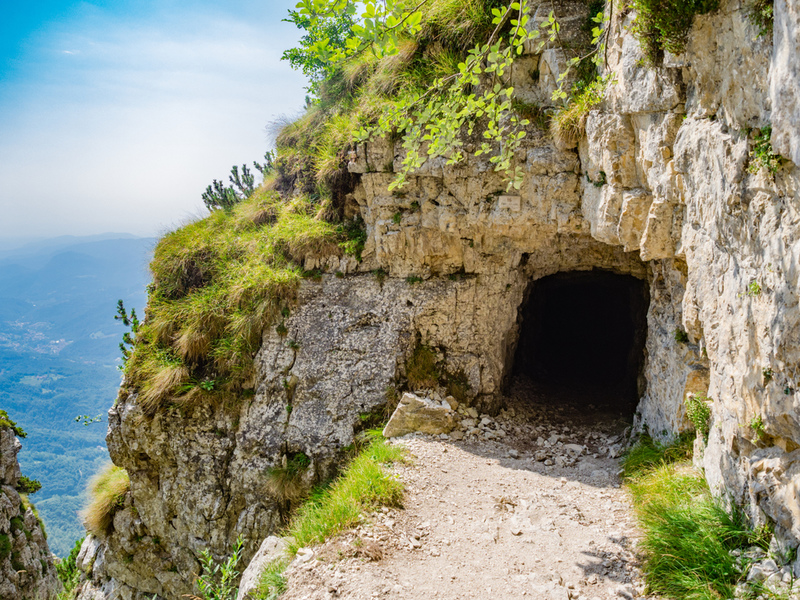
[[125, 191, 363, 414]]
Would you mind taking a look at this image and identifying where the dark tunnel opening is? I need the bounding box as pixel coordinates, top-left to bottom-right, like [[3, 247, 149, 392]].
[[511, 270, 649, 420]]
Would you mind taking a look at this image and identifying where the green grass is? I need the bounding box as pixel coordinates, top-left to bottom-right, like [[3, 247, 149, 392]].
[[126, 190, 365, 414], [285, 434, 405, 552], [254, 433, 405, 599], [80, 464, 129, 537], [253, 558, 289, 600], [624, 434, 769, 600]]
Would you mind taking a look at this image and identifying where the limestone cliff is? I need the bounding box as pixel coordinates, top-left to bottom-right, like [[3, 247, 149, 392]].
[[0, 424, 61, 600], [75, 0, 800, 597]]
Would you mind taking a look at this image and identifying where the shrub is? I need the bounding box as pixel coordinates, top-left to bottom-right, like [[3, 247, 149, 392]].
[[747, 0, 774, 37], [0, 409, 26, 438], [81, 465, 130, 537], [748, 126, 781, 174], [16, 475, 42, 495], [193, 536, 245, 600], [0, 534, 11, 561], [750, 415, 766, 442], [55, 537, 84, 594], [406, 344, 439, 389], [629, 0, 719, 63]]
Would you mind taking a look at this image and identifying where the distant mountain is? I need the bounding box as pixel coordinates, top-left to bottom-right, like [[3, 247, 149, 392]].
[[0, 234, 154, 556]]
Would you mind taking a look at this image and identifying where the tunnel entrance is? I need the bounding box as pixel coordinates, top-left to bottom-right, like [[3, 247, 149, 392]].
[[511, 270, 649, 420]]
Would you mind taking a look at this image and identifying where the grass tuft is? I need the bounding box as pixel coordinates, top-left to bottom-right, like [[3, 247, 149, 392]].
[[285, 433, 405, 554], [81, 464, 130, 537], [625, 434, 769, 600], [551, 77, 609, 148], [255, 433, 404, 599]]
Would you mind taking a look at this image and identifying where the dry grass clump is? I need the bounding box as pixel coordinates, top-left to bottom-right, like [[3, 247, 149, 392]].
[[550, 77, 609, 147], [82, 464, 130, 537], [406, 344, 440, 390], [125, 188, 365, 414]]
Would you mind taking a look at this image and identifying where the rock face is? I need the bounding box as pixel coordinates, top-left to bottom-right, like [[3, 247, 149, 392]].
[[77, 0, 800, 597], [0, 426, 61, 600]]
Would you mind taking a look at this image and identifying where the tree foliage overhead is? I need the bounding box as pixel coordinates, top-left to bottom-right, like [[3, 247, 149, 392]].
[[281, 0, 611, 191]]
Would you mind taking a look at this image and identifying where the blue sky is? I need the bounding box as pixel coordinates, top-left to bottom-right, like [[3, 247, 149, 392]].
[[0, 1, 309, 239]]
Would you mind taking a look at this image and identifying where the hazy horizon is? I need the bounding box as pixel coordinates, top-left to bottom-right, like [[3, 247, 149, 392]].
[[0, 0, 308, 239]]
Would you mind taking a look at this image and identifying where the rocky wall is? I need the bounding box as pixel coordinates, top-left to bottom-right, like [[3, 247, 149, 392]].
[[0, 426, 61, 600]]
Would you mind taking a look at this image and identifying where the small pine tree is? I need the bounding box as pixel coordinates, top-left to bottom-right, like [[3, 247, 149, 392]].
[[115, 300, 140, 366]]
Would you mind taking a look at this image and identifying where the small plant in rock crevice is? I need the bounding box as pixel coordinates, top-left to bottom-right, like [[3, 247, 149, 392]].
[[673, 328, 689, 343], [746, 279, 762, 297], [747, 0, 774, 38], [748, 126, 782, 175], [188, 536, 245, 600], [750, 415, 766, 443], [762, 367, 774, 385], [685, 392, 712, 441], [373, 268, 388, 286], [267, 453, 312, 523], [405, 275, 423, 284]]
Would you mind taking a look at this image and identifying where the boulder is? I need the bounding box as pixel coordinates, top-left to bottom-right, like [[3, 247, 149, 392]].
[[236, 536, 288, 600], [382, 393, 456, 438]]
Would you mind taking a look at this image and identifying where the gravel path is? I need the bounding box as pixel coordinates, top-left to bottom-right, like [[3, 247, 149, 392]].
[[280, 378, 649, 600]]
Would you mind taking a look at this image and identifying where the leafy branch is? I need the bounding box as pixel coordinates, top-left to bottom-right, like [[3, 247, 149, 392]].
[[286, 0, 612, 191]]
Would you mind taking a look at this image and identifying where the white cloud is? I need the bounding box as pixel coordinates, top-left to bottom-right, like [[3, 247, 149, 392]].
[[0, 3, 308, 238]]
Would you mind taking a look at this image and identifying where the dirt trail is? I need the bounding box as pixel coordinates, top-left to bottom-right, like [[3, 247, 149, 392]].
[[281, 378, 649, 600]]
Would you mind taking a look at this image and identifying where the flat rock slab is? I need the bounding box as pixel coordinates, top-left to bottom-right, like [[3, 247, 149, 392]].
[[383, 393, 456, 438]]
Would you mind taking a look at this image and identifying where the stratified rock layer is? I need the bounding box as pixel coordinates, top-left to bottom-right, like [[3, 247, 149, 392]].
[[0, 426, 61, 600], [77, 0, 800, 597]]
